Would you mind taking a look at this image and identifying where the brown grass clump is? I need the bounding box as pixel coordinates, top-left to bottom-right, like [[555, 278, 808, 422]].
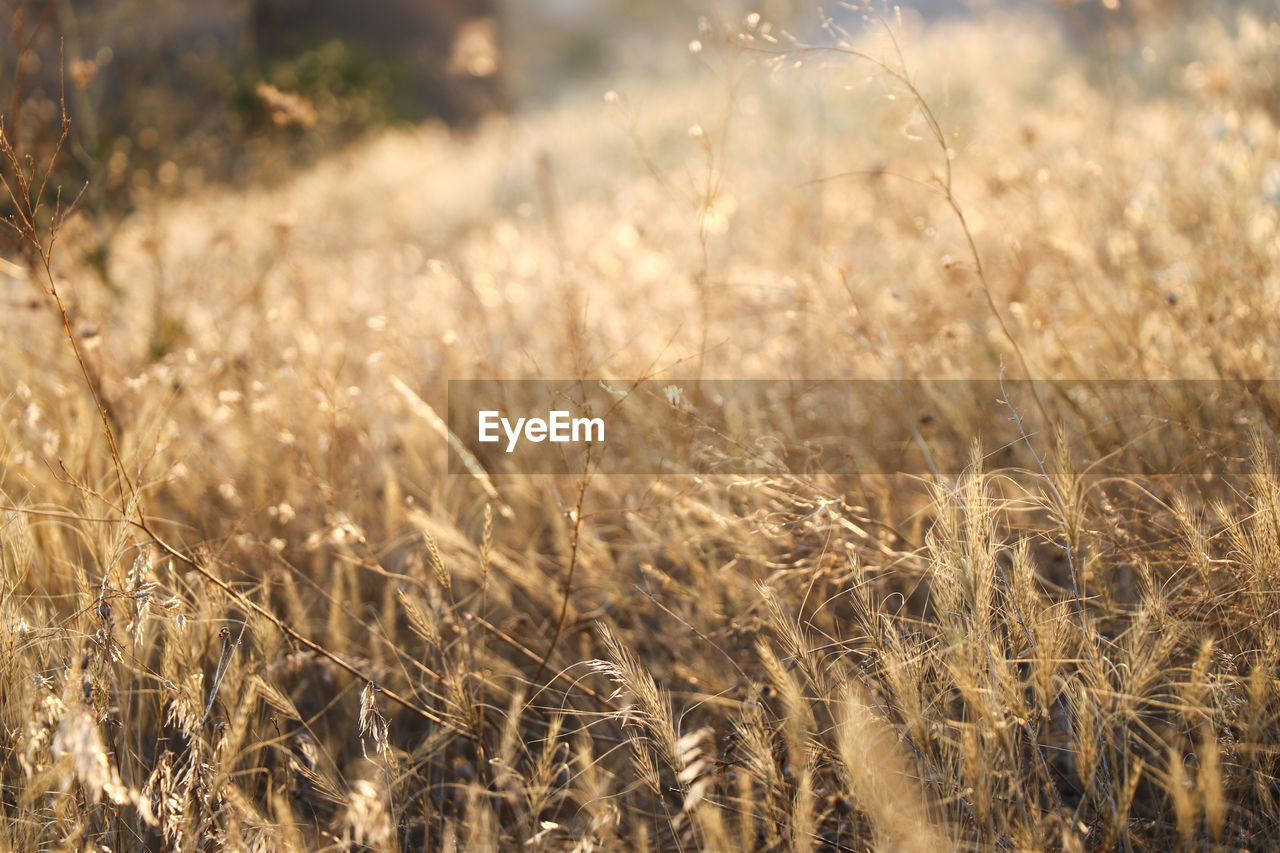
[[3, 2, 1280, 850]]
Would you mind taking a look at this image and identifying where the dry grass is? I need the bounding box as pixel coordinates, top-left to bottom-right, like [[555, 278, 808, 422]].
[[3, 3, 1280, 850]]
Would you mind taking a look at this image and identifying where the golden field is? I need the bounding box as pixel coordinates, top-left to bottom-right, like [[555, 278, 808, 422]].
[[3, 4, 1280, 850]]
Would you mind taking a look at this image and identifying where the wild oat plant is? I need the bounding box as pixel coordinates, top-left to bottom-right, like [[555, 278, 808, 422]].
[[3, 3, 1280, 850]]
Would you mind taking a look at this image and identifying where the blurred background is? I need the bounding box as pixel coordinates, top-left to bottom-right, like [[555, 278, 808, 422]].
[[0, 0, 1265, 236]]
